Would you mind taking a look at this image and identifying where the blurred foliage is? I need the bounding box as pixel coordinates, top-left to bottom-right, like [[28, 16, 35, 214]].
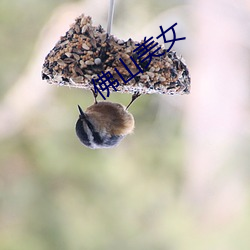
[[0, 1, 187, 249], [0, 0, 72, 98]]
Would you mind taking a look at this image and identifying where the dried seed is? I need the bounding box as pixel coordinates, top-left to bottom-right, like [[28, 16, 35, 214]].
[[72, 76, 84, 83], [59, 40, 69, 47], [121, 53, 130, 60], [90, 38, 97, 48], [100, 33, 107, 43], [84, 74, 92, 80], [94, 58, 101, 65], [75, 24, 80, 34], [88, 29, 95, 39], [147, 72, 154, 78], [74, 66, 84, 75], [80, 17, 87, 26], [57, 59, 67, 66], [65, 52, 72, 58], [72, 48, 85, 55], [118, 39, 124, 45], [85, 70, 94, 74], [80, 60, 84, 66], [81, 26, 88, 34], [72, 53, 80, 60], [140, 75, 149, 81], [63, 58, 75, 64], [82, 43, 90, 50], [68, 29, 74, 36], [85, 60, 94, 65]]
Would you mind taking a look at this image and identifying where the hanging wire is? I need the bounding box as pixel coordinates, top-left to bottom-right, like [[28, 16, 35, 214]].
[[107, 0, 115, 34]]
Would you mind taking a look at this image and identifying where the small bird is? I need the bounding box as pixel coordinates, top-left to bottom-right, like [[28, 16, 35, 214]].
[[75, 91, 140, 149]]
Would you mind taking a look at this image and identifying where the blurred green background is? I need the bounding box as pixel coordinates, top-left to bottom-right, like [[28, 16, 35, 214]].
[[1, 0, 250, 250]]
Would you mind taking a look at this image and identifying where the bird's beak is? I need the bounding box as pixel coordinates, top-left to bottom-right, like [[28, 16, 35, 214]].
[[77, 105, 86, 119]]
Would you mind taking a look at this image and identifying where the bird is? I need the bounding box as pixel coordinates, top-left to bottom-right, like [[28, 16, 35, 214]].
[[75, 91, 140, 149]]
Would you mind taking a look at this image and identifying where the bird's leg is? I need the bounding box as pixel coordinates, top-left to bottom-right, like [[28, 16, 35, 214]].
[[90, 89, 98, 104], [126, 91, 141, 110]]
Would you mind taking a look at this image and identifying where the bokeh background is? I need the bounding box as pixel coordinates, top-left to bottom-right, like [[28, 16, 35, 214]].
[[1, 0, 250, 249]]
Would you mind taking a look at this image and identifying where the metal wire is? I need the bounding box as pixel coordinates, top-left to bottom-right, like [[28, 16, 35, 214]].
[[107, 0, 115, 34]]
